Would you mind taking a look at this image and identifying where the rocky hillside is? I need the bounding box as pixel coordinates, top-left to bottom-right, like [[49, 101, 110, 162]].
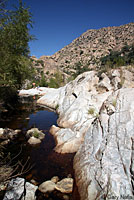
[[33, 23, 134, 81]]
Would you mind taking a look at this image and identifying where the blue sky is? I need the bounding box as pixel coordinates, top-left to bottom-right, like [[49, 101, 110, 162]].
[[8, 0, 134, 58]]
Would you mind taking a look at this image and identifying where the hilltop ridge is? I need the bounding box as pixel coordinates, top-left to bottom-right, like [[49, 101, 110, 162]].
[[32, 23, 134, 85]]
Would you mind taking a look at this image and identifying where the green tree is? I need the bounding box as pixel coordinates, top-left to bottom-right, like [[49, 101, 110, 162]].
[[0, 0, 34, 89]]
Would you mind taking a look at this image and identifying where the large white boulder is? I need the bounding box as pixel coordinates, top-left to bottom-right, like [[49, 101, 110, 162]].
[[74, 88, 134, 200]]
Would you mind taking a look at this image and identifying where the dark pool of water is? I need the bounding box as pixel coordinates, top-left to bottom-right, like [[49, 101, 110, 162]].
[[1, 100, 75, 185], [28, 109, 58, 130]]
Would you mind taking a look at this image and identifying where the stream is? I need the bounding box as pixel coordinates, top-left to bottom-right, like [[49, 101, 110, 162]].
[[0, 97, 79, 199]]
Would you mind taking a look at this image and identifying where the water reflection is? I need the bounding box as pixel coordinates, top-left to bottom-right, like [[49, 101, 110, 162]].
[[28, 110, 58, 130]]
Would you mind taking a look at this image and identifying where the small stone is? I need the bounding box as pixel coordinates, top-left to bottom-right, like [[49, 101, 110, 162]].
[[26, 117, 30, 120], [38, 181, 56, 193], [0, 139, 10, 146], [51, 176, 59, 183], [67, 174, 72, 178], [0, 128, 4, 138], [63, 194, 70, 200], [14, 129, 21, 134], [30, 179, 38, 186]]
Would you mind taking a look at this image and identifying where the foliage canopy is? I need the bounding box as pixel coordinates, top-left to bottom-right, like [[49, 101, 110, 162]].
[[0, 0, 34, 89]]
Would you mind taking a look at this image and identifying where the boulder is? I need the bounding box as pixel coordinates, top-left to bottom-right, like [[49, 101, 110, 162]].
[[26, 128, 45, 140], [55, 178, 73, 194], [22, 182, 38, 200], [74, 88, 134, 200], [3, 177, 38, 200], [38, 180, 56, 193]]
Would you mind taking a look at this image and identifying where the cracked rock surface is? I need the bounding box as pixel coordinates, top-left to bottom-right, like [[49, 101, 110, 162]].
[[74, 88, 134, 200]]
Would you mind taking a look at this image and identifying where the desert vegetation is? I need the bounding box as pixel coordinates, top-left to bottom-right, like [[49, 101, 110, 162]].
[[100, 44, 134, 69]]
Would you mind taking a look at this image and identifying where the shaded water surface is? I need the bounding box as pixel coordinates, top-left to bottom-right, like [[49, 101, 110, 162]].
[[1, 97, 75, 184]]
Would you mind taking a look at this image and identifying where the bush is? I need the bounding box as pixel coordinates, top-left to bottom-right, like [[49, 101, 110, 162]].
[[100, 44, 134, 70], [55, 104, 59, 110], [112, 99, 117, 107], [73, 61, 89, 78], [88, 108, 95, 115], [48, 71, 64, 88], [33, 131, 39, 138]]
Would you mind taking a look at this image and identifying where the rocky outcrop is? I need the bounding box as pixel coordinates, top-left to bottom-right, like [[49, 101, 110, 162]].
[[74, 88, 134, 200]]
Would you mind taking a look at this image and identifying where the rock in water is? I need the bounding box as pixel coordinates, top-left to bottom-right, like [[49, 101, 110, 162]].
[[74, 88, 134, 200], [38, 181, 56, 193], [3, 177, 38, 200], [51, 176, 59, 183], [27, 136, 41, 145], [26, 128, 45, 140], [55, 178, 73, 193]]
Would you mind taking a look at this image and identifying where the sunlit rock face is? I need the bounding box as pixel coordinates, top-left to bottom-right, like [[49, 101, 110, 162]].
[[37, 71, 112, 153], [20, 68, 134, 154], [74, 88, 134, 200]]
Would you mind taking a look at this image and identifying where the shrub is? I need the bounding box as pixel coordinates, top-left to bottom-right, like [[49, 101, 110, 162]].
[[39, 75, 48, 87], [88, 108, 95, 115], [55, 104, 59, 110], [48, 71, 64, 88], [100, 44, 134, 70], [112, 99, 117, 107], [33, 130, 39, 138]]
